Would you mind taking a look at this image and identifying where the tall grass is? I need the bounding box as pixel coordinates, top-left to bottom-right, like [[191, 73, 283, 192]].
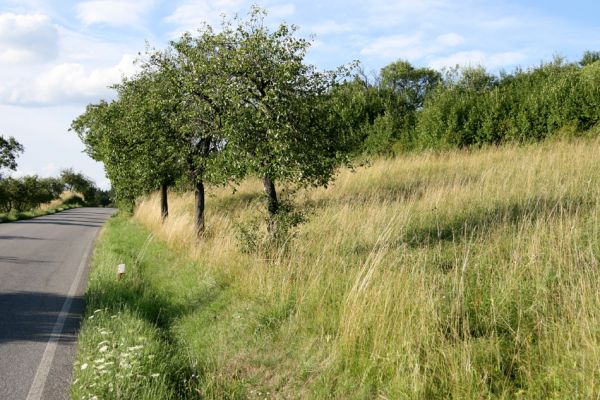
[[125, 137, 600, 398]]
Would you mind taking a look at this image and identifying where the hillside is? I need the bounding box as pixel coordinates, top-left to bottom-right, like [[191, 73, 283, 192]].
[[73, 137, 600, 399]]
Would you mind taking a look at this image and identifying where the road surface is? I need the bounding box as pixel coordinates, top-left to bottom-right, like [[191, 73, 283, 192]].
[[0, 208, 115, 400]]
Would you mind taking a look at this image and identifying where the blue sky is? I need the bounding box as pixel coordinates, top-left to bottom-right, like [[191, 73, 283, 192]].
[[1, 0, 599, 188]]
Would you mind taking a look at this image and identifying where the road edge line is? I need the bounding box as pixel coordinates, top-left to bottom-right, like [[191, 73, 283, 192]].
[[25, 231, 97, 400]]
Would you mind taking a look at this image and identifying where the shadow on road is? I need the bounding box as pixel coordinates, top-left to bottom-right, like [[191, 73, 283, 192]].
[[0, 291, 83, 344], [0, 256, 49, 265], [11, 208, 115, 229], [0, 236, 44, 241]]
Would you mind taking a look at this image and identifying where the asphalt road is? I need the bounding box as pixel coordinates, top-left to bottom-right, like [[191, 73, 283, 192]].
[[0, 208, 115, 400]]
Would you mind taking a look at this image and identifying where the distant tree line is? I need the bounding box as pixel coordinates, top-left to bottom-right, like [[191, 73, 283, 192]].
[[0, 135, 110, 213], [340, 51, 600, 153], [70, 6, 600, 236]]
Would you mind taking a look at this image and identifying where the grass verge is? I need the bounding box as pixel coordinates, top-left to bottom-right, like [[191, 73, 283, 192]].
[[71, 214, 200, 399], [74, 136, 600, 399]]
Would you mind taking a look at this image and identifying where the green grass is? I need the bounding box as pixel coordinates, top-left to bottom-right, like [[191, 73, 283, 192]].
[[0, 203, 82, 223], [74, 137, 600, 399], [72, 212, 299, 399], [71, 214, 196, 399]]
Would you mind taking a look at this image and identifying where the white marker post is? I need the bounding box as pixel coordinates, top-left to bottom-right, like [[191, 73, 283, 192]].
[[117, 263, 126, 280]]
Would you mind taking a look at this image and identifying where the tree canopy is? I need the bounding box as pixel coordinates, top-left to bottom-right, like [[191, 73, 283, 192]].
[[0, 135, 24, 176], [72, 7, 356, 234]]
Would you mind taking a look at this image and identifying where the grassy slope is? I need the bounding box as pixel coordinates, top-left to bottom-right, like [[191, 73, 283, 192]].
[[74, 137, 600, 399]]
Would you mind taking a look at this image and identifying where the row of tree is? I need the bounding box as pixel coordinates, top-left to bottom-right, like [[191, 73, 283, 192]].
[[71, 7, 600, 236], [72, 8, 357, 235], [0, 135, 109, 212]]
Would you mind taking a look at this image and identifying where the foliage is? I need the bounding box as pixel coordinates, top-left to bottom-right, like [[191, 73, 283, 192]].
[[580, 50, 600, 66], [0, 134, 24, 176], [220, 9, 352, 188], [0, 175, 63, 212], [416, 58, 600, 148], [71, 100, 157, 207], [328, 60, 441, 155], [73, 7, 355, 233], [235, 196, 309, 254]]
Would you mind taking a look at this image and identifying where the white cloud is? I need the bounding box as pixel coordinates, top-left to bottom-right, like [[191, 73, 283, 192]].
[[76, 0, 155, 27], [0, 54, 139, 105], [428, 50, 526, 70], [41, 162, 57, 175], [362, 0, 453, 29], [268, 3, 296, 19], [308, 20, 356, 35], [480, 16, 519, 30], [360, 33, 423, 58], [0, 13, 59, 63], [165, 0, 246, 34], [436, 32, 465, 47]]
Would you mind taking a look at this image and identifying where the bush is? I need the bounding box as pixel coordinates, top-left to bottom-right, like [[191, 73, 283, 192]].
[[235, 197, 309, 254], [0, 176, 63, 212], [63, 194, 86, 206], [415, 58, 600, 148]]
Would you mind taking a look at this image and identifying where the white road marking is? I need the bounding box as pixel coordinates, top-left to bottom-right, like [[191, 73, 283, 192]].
[[25, 235, 95, 400]]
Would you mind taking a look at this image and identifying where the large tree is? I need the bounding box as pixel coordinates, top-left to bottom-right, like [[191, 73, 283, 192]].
[[71, 101, 135, 207], [221, 9, 352, 232], [113, 72, 184, 221], [144, 27, 242, 235], [71, 75, 183, 216], [378, 60, 441, 146]]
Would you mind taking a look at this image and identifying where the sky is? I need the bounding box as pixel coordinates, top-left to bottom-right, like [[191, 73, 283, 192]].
[[1, 0, 599, 189]]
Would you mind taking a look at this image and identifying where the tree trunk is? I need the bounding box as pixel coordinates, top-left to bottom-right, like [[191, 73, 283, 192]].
[[262, 174, 278, 234], [194, 180, 205, 236], [160, 183, 169, 222]]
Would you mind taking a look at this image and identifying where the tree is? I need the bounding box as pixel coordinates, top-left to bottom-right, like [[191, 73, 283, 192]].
[[378, 60, 441, 148], [380, 60, 441, 111], [71, 100, 158, 210], [144, 27, 243, 235], [113, 71, 184, 221], [0, 175, 63, 212], [59, 168, 100, 204], [0, 135, 24, 176], [580, 50, 600, 66], [60, 168, 91, 192], [0, 135, 24, 211], [221, 9, 352, 232], [328, 73, 387, 155]]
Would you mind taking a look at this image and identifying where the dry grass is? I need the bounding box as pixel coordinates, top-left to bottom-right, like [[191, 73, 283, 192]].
[[133, 137, 600, 398], [39, 191, 82, 210]]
